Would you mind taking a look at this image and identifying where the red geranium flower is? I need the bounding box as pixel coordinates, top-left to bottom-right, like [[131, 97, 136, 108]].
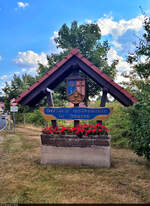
[[42, 124, 109, 137]]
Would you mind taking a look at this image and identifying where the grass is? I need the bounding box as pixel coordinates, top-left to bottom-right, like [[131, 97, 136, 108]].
[[0, 125, 150, 203]]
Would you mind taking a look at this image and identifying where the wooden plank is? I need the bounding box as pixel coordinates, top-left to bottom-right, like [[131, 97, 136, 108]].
[[97, 88, 108, 125], [74, 103, 79, 127], [100, 88, 108, 107], [45, 90, 57, 129]]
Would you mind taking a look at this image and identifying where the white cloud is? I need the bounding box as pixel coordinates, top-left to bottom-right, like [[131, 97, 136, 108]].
[[0, 83, 5, 93], [0, 75, 7, 80], [22, 68, 27, 72], [85, 19, 92, 24], [14, 71, 20, 75], [29, 67, 38, 73], [107, 47, 131, 83], [14, 50, 48, 74], [115, 73, 130, 83], [107, 47, 122, 66], [50, 31, 58, 41], [0, 56, 2, 61], [17, 2, 29, 9], [107, 46, 132, 73], [50, 31, 64, 53], [112, 41, 122, 49], [97, 15, 144, 39]]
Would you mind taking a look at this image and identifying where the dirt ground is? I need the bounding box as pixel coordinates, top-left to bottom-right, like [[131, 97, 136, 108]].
[[0, 125, 150, 204]]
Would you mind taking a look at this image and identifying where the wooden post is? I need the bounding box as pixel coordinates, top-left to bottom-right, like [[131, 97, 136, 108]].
[[71, 66, 80, 128], [74, 103, 79, 127], [97, 88, 108, 125], [12, 112, 16, 133], [100, 88, 108, 107], [46, 90, 57, 129]]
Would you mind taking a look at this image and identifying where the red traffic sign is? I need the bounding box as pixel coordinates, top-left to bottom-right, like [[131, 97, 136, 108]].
[[10, 98, 17, 106]]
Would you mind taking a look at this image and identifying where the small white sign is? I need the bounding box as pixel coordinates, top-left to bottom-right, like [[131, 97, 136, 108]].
[[10, 106, 18, 112]]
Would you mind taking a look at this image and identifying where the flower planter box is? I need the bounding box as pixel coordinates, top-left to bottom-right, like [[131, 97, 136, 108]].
[[40, 134, 111, 167]]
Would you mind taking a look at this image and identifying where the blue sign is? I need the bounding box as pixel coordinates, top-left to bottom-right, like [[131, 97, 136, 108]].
[[40, 107, 113, 121]]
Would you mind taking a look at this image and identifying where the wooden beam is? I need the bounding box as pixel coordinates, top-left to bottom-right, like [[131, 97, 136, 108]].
[[75, 57, 133, 106], [45, 90, 57, 129], [74, 103, 80, 127], [100, 88, 108, 107], [20, 58, 77, 106], [97, 88, 108, 125]]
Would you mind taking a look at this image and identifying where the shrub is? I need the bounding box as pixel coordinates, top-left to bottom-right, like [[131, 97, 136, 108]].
[[128, 90, 150, 160], [89, 101, 132, 148], [26, 109, 44, 126], [105, 102, 132, 148]]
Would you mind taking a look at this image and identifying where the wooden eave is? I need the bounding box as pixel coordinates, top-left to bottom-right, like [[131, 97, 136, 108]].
[[16, 48, 138, 107]]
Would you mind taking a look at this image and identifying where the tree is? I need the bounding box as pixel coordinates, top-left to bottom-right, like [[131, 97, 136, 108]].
[[55, 21, 101, 55], [38, 21, 118, 105], [3, 74, 36, 110], [2, 74, 37, 124], [126, 15, 150, 160], [0, 94, 4, 102]]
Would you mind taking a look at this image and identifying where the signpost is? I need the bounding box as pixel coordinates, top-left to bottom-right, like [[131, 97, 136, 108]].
[[10, 98, 18, 133]]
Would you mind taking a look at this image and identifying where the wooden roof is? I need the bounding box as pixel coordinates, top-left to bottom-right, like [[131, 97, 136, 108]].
[[16, 48, 137, 107]]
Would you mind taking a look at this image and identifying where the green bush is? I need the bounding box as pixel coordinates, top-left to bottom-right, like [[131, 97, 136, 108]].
[[105, 102, 132, 148], [14, 112, 24, 123], [26, 109, 45, 126], [128, 90, 150, 160], [88, 101, 132, 148]]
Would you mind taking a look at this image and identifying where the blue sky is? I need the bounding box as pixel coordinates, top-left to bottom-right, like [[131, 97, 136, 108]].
[[0, 0, 150, 93]]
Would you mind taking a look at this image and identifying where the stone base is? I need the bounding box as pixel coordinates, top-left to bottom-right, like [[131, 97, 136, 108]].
[[41, 145, 111, 168], [40, 134, 111, 167]]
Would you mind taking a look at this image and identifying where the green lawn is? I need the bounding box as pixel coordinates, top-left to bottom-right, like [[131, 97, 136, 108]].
[[0, 125, 150, 203]]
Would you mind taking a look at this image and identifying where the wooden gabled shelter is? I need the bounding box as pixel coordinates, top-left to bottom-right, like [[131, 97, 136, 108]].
[[16, 48, 137, 107]]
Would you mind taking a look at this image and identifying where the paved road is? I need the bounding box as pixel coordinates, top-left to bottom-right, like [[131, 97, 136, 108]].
[[0, 115, 7, 131], [0, 135, 3, 143]]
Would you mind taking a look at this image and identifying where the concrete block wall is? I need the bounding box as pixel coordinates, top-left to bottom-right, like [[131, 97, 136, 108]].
[[41, 145, 111, 168]]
